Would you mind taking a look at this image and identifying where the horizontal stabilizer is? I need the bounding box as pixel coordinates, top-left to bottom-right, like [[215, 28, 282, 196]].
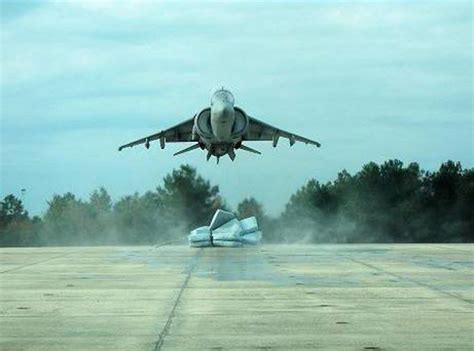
[[173, 143, 200, 156], [240, 144, 261, 155]]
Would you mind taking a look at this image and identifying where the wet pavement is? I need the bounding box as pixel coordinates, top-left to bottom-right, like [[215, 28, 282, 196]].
[[0, 244, 473, 350]]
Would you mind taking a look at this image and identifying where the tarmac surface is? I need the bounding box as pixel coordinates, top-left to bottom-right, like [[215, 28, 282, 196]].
[[0, 244, 473, 350]]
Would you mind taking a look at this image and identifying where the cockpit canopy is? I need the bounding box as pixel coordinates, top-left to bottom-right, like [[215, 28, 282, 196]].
[[211, 88, 235, 106]]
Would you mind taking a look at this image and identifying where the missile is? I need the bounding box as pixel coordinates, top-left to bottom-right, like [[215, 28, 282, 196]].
[[272, 133, 279, 148], [240, 144, 261, 155], [160, 135, 166, 149], [289, 135, 296, 146], [173, 143, 200, 156], [228, 148, 236, 161]]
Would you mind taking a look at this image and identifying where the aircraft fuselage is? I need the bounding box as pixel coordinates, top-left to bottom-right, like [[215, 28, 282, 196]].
[[210, 97, 235, 142], [117, 87, 321, 162], [195, 88, 245, 161]]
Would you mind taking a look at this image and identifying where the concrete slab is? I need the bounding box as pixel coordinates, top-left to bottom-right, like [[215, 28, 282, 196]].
[[0, 244, 473, 350]]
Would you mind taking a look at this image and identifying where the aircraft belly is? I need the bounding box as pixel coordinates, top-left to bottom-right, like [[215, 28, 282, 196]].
[[211, 119, 233, 142], [210, 101, 235, 142]]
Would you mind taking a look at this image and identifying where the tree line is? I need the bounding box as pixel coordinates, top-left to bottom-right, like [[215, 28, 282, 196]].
[[1, 160, 472, 246]]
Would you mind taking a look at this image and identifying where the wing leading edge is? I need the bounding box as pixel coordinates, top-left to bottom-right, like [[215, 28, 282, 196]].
[[244, 116, 321, 147], [118, 118, 195, 151]]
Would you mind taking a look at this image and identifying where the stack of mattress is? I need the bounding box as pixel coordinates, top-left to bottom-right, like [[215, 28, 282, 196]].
[[188, 209, 262, 247]]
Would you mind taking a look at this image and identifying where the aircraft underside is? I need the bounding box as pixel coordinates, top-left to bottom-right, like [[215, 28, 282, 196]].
[[174, 140, 261, 164], [118, 88, 320, 163]]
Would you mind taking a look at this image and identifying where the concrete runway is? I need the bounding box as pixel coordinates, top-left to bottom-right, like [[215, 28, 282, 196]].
[[0, 244, 473, 350]]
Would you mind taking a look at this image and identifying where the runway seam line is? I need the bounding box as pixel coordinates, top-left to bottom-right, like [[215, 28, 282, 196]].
[[344, 256, 473, 305], [153, 248, 203, 351], [432, 245, 474, 253], [0, 251, 81, 274]]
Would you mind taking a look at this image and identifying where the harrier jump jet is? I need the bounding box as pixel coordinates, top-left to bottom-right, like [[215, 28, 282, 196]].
[[118, 88, 321, 163]]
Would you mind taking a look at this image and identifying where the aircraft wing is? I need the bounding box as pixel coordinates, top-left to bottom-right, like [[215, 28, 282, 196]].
[[244, 116, 321, 147], [118, 118, 195, 151]]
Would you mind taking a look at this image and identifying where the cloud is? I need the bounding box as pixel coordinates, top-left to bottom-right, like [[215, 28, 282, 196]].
[[68, 0, 161, 18], [1, 1, 472, 216], [0, 0, 45, 22]]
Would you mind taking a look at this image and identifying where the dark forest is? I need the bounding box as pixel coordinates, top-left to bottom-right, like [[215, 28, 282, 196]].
[[1, 160, 472, 246]]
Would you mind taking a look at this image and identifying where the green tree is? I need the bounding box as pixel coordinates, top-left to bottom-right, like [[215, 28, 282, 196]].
[[456, 168, 474, 242], [0, 195, 39, 246], [0, 194, 27, 221], [89, 187, 112, 214], [155, 164, 225, 232], [88, 188, 113, 244], [237, 197, 264, 219], [113, 192, 161, 244], [3, 160, 472, 247], [427, 161, 471, 242], [277, 160, 473, 243], [112, 165, 225, 244], [41, 193, 91, 245]]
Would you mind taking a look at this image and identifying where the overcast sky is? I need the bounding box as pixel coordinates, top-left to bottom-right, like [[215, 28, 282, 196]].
[[0, 0, 472, 216]]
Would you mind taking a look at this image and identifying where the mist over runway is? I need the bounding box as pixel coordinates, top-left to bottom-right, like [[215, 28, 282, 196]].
[[1, 244, 472, 350]]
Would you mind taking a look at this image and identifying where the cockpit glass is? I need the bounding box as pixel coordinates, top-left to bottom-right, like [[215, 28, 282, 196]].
[[211, 89, 234, 105]]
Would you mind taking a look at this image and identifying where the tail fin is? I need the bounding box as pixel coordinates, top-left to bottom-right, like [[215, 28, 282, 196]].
[[173, 143, 200, 156], [239, 144, 262, 155], [228, 148, 236, 161]]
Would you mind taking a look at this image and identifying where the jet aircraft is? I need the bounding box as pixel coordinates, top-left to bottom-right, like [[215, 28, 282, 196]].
[[118, 88, 321, 163]]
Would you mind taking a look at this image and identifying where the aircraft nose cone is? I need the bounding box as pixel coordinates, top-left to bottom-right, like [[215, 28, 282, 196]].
[[215, 102, 231, 113]]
